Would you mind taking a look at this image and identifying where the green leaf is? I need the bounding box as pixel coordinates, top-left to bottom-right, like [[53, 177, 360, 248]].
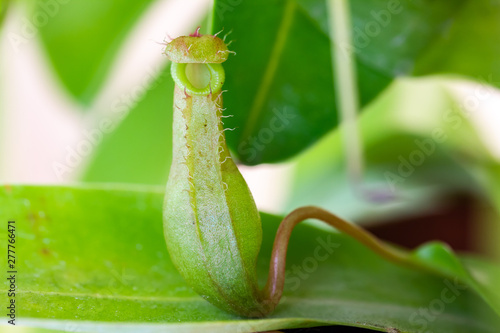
[[81, 64, 174, 185], [29, 0, 154, 104], [414, 0, 500, 84], [1, 185, 499, 332], [212, 0, 500, 164], [462, 255, 500, 315]]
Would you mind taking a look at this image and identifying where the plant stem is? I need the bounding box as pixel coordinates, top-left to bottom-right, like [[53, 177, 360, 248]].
[[327, 0, 395, 202], [328, 0, 364, 188], [261, 206, 413, 313]]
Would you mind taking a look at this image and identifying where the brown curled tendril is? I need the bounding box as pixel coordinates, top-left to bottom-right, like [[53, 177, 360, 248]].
[[260, 206, 413, 315]]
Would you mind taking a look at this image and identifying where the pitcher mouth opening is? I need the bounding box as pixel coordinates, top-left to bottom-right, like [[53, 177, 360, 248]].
[[171, 62, 225, 96]]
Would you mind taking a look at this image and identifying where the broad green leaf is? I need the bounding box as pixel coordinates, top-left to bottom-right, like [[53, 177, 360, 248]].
[[462, 255, 500, 314], [414, 0, 500, 84], [1, 185, 499, 332], [212, 0, 500, 164], [25, 0, 154, 104], [81, 64, 174, 185]]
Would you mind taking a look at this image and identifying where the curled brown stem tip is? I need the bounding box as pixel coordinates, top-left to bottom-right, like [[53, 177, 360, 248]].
[[260, 206, 410, 315]]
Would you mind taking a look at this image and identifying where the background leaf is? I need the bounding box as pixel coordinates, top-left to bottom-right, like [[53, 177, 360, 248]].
[[414, 0, 500, 83], [28, 0, 155, 104], [212, 0, 500, 164], [1, 185, 499, 332], [81, 64, 174, 185], [462, 255, 500, 314]]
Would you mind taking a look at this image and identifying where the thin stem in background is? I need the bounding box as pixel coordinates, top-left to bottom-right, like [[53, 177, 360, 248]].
[[206, 0, 214, 34], [328, 0, 363, 185], [327, 0, 394, 202]]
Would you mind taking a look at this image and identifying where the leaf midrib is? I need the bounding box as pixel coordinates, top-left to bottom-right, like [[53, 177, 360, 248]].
[[240, 0, 297, 141], [239, 0, 470, 144]]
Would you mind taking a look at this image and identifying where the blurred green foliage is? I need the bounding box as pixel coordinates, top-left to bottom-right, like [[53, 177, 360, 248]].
[[82, 64, 174, 185], [31, 0, 155, 104]]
